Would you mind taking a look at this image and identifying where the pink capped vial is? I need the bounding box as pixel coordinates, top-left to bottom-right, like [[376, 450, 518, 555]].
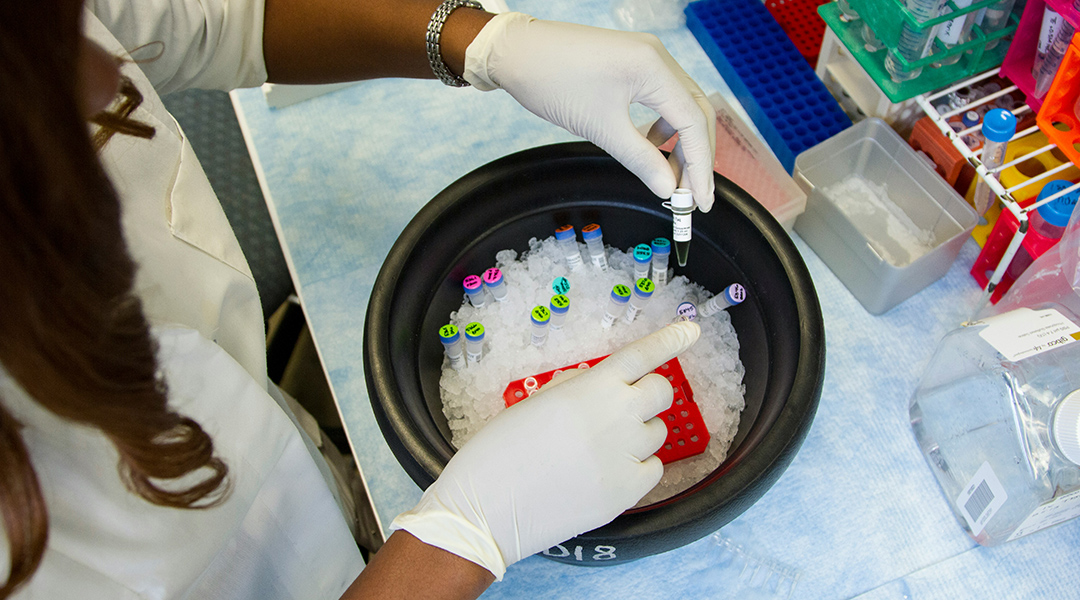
[[483, 268, 508, 302], [463, 274, 485, 308]]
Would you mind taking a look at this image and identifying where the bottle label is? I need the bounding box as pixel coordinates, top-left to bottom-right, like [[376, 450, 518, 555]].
[[977, 307, 1080, 362], [1038, 8, 1065, 55], [1006, 487, 1080, 542], [957, 462, 1008, 536], [673, 213, 692, 242]]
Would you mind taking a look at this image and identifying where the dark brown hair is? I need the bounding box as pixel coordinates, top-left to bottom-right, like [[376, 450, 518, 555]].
[[0, 3, 228, 596]]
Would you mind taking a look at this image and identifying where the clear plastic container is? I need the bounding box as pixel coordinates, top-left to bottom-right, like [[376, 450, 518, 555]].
[[910, 304, 1080, 545], [973, 108, 1018, 216]]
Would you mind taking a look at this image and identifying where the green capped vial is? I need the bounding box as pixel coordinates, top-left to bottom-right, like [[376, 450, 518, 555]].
[[624, 278, 655, 323], [438, 323, 466, 370], [601, 284, 632, 328], [530, 305, 551, 347], [464, 321, 485, 364], [549, 294, 570, 330]]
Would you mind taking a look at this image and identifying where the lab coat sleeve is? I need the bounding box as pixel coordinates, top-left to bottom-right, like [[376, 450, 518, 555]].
[[85, 0, 268, 94]]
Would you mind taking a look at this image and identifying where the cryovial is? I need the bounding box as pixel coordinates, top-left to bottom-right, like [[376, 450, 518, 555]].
[[555, 225, 584, 271], [438, 323, 466, 370], [530, 305, 551, 347], [549, 294, 570, 330], [601, 284, 632, 328], [700, 283, 747, 317], [581, 223, 609, 271], [552, 276, 571, 296], [883, 0, 948, 82], [650, 237, 671, 286], [624, 278, 655, 323], [664, 188, 694, 267], [464, 321, 485, 364], [463, 274, 485, 308], [632, 243, 652, 282], [483, 267, 508, 302], [973, 109, 1017, 216], [674, 301, 697, 322]]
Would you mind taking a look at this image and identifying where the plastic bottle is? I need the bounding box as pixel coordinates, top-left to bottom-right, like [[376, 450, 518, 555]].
[[910, 303, 1080, 545], [581, 223, 609, 271], [1005, 181, 1080, 281], [549, 294, 570, 330], [463, 274, 485, 308], [632, 243, 653, 282], [624, 278, 656, 323], [464, 322, 485, 364], [555, 225, 584, 271], [439, 324, 467, 370], [884, 0, 950, 83], [934, 0, 977, 67], [973, 108, 1017, 217], [483, 267, 508, 302], [650, 237, 671, 287], [699, 283, 747, 317], [1032, 5, 1065, 77], [980, 0, 1017, 50], [530, 305, 551, 347], [601, 284, 632, 328]]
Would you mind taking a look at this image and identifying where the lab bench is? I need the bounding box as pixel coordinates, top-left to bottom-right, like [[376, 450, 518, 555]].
[[230, 0, 1080, 597]]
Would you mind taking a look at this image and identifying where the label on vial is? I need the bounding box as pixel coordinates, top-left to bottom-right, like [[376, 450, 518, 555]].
[[591, 253, 609, 271], [1007, 487, 1080, 541], [552, 277, 571, 295], [936, 0, 973, 44], [565, 251, 583, 271], [957, 461, 1008, 536], [977, 307, 1080, 362], [1038, 8, 1065, 55], [624, 304, 641, 323], [673, 213, 692, 242]]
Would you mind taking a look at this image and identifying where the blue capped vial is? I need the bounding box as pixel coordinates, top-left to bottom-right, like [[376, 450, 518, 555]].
[[438, 323, 466, 370], [700, 283, 747, 317], [632, 243, 653, 282], [464, 322, 485, 364], [581, 223, 608, 271], [549, 294, 570, 330], [624, 278, 655, 323], [650, 237, 671, 286], [555, 225, 584, 271], [601, 284, 632, 328]]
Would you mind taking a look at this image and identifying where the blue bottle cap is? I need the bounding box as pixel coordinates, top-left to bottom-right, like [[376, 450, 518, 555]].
[[1035, 180, 1080, 228], [981, 109, 1016, 143], [581, 223, 603, 241], [634, 278, 655, 298], [633, 243, 652, 263], [555, 224, 576, 241], [549, 294, 570, 314], [724, 283, 747, 305], [651, 237, 671, 255], [961, 110, 980, 128]]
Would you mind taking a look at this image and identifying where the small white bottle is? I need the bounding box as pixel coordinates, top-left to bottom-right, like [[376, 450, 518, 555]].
[[483, 268, 508, 303], [463, 322, 485, 364], [910, 304, 1080, 546], [463, 275, 485, 308], [581, 223, 608, 271], [530, 305, 551, 347], [601, 284, 631, 328], [623, 278, 655, 324], [549, 294, 570, 330], [650, 237, 671, 287], [438, 324, 466, 370], [554, 225, 583, 271], [700, 283, 747, 317], [631, 243, 652, 282]]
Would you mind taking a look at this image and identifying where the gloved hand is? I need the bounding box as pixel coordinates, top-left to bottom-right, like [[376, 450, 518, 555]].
[[464, 13, 717, 211], [390, 321, 701, 579]]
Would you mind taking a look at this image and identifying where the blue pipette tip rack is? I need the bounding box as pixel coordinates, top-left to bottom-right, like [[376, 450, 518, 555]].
[[685, 0, 851, 173]]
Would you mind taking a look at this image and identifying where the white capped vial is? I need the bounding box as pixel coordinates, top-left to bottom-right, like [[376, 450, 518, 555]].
[[530, 305, 551, 347], [463, 321, 485, 364], [624, 278, 655, 323], [700, 283, 747, 317], [601, 284, 632, 328], [581, 223, 608, 271], [555, 225, 583, 271], [549, 294, 570, 330], [483, 267, 508, 302], [552, 276, 570, 296], [462, 274, 485, 308], [650, 237, 671, 286], [674, 301, 697, 322], [632, 243, 652, 282], [438, 323, 466, 370]]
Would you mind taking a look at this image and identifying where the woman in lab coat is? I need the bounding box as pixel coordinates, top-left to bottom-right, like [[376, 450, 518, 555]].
[[0, 0, 712, 598]]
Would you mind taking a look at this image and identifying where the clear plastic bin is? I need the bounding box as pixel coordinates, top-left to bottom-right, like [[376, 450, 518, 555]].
[[793, 118, 978, 314]]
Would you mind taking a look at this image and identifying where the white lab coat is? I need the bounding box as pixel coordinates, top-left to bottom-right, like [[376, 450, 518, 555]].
[[0, 2, 364, 597]]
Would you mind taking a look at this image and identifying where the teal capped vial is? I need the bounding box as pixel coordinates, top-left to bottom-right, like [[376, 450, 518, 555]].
[[552, 276, 571, 296], [483, 268, 508, 302], [464, 322, 485, 364], [624, 278, 655, 323], [601, 284, 632, 328], [438, 323, 466, 370], [632, 243, 653, 282], [463, 274, 485, 308], [549, 294, 571, 330], [530, 305, 551, 347], [650, 237, 671, 286]]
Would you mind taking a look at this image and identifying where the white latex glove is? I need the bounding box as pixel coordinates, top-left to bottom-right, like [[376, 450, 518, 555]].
[[464, 13, 717, 212], [390, 321, 701, 579]]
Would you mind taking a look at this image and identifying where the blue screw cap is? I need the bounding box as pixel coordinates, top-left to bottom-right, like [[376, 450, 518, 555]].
[[981, 109, 1016, 144], [1035, 180, 1079, 228]]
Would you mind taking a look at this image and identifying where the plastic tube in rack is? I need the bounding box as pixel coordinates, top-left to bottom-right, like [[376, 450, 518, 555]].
[[552, 276, 571, 296], [973, 109, 1017, 217], [632, 244, 652, 282], [530, 306, 551, 347], [581, 224, 609, 271], [439, 324, 467, 370], [1033, 2, 1078, 98], [463, 275, 485, 308], [674, 302, 697, 322], [650, 237, 671, 286], [664, 188, 694, 267], [464, 322, 485, 364], [700, 283, 747, 317], [549, 294, 570, 330], [483, 268, 508, 302], [601, 284, 632, 328], [555, 225, 584, 271], [624, 278, 655, 323]]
